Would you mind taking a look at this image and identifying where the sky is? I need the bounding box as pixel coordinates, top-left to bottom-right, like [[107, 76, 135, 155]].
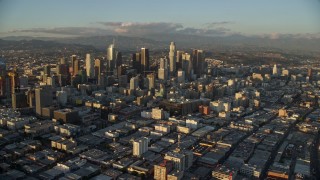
[[0, 0, 320, 38]]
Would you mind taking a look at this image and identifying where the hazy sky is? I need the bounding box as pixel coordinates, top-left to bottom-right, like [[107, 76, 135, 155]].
[[0, 0, 320, 37]]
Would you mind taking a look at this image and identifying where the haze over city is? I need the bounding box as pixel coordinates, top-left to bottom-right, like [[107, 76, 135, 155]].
[[0, 1, 320, 180]]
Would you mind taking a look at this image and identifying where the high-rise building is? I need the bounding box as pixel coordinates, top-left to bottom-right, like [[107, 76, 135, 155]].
[[177, 70, 185, 83], [119, 75, 128, 88], [176, 51, 184, 70], [141, 48, 150, 75], [169, 42, 176, 76], [44, 65, 51, 76], [192, 49, 205, 78], [0, 58, 6, 96], [182, 53, 192, 80], [158, 58, 168, 81], [133, 137, 148, 157], [132, 53, 141, 73], [130, 76, 139, 90], [59, 58, 66, 65], [115, 51, 122, 68], [71, 55, 79, 76], [35, 86, 53, 116], [307, 68, 313, 81], [107, 44, 115, 74], [154, 160, 173, 180], [94, 59, 102, 82], [272, 64, 278, 76], [12, 92, 28, 109], [164, 150, 193, 171], [85, 53, 94, 78], [147, 73, 155, 90]]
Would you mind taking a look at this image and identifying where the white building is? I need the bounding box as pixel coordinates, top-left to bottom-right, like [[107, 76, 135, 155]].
[[169, 42, 176, 75], [85, 53, 94, 78], [130, 77, 139, 90], [133, 137, 149, 157]]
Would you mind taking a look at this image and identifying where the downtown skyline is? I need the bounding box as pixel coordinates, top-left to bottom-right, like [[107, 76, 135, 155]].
[[0, 0, 320, 38]]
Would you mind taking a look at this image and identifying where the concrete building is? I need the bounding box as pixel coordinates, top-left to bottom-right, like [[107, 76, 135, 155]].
[[130, 77, 139, 90], [35, 86, 53, 116], [85, 53, 94, 78], [141, 48, 150, 74], [154, 160, 173, 180], [133, 137, 149, 157], [169, 42, 176, 76]]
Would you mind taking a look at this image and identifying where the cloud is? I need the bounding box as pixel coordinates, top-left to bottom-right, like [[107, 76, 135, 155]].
[[178, 27, 231, 36], [6, 21, 235, 37], [204, 21, 234, 28], [9, 27, 113, 36], [98, 22, 183, 35], [259, 32, 320, 40]]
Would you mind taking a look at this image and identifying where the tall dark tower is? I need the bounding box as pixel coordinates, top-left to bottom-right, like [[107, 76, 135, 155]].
[[132, 53, 141, 74], [307, 68, 313, 81], [141, 48, 149, 75], [71, 55, 79, 76], [192, 49, 205, 78]]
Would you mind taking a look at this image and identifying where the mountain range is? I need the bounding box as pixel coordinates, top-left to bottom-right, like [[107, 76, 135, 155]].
[[1, 34, 320, 55]]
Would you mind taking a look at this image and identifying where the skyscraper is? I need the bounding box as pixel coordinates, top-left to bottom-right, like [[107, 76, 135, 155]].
[[132, 52, 141, 73], [176, 50, 184, 70], [133, 137, 148, 157], [130, 76, 139, 90], [192, 49, 205, 78], [154, 160, 173, 180], [71, 55, 79, 76], [182, 53, 192, 80], [158, 58, 168, 81], [35, 86, 53, 116], [94, 59, 102, 84], [0, 58, 6, 96], [307, 68, 313, 81], [273, 64, 278, 75], [115, 51, 122, 68], [44, 65, 51, 76], [147, 73, 155, 90], [85, 53, 94, 78], [141, 48, 150, 75], [107, 44, 115, 74], [169, 42, 176, 76]]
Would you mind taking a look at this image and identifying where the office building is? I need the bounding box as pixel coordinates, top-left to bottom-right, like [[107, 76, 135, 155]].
[[0, 58, 6, 96], [35, 86, 53, 116], [115, 51, 122, 68], [169, 42, 176, 76], [147, 73, 155, 90], [164, 151, 188, 171], [192, 49, 205, 78], [141, 48, 150, 75], [44, 65, 51, 76], [12, 92, 28, 109], [132, 52, 141, 73], [154, 160, 173, 180], [272, 64, 278, 76], [71, 55, 79, 76], [133, 137, 148, 157], [158, 58, 168, 81], [107, 43, 115, 74], [130, 77, 139, 90], [85, 53, 94, 78], [177, 70, 185, 83], [176, 51, 184, 70], [119, 75, 128, 88]]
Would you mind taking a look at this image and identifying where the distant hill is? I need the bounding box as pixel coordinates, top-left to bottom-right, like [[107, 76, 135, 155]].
[[1, 34, 320, 54], [0, 39, 96, 52]]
